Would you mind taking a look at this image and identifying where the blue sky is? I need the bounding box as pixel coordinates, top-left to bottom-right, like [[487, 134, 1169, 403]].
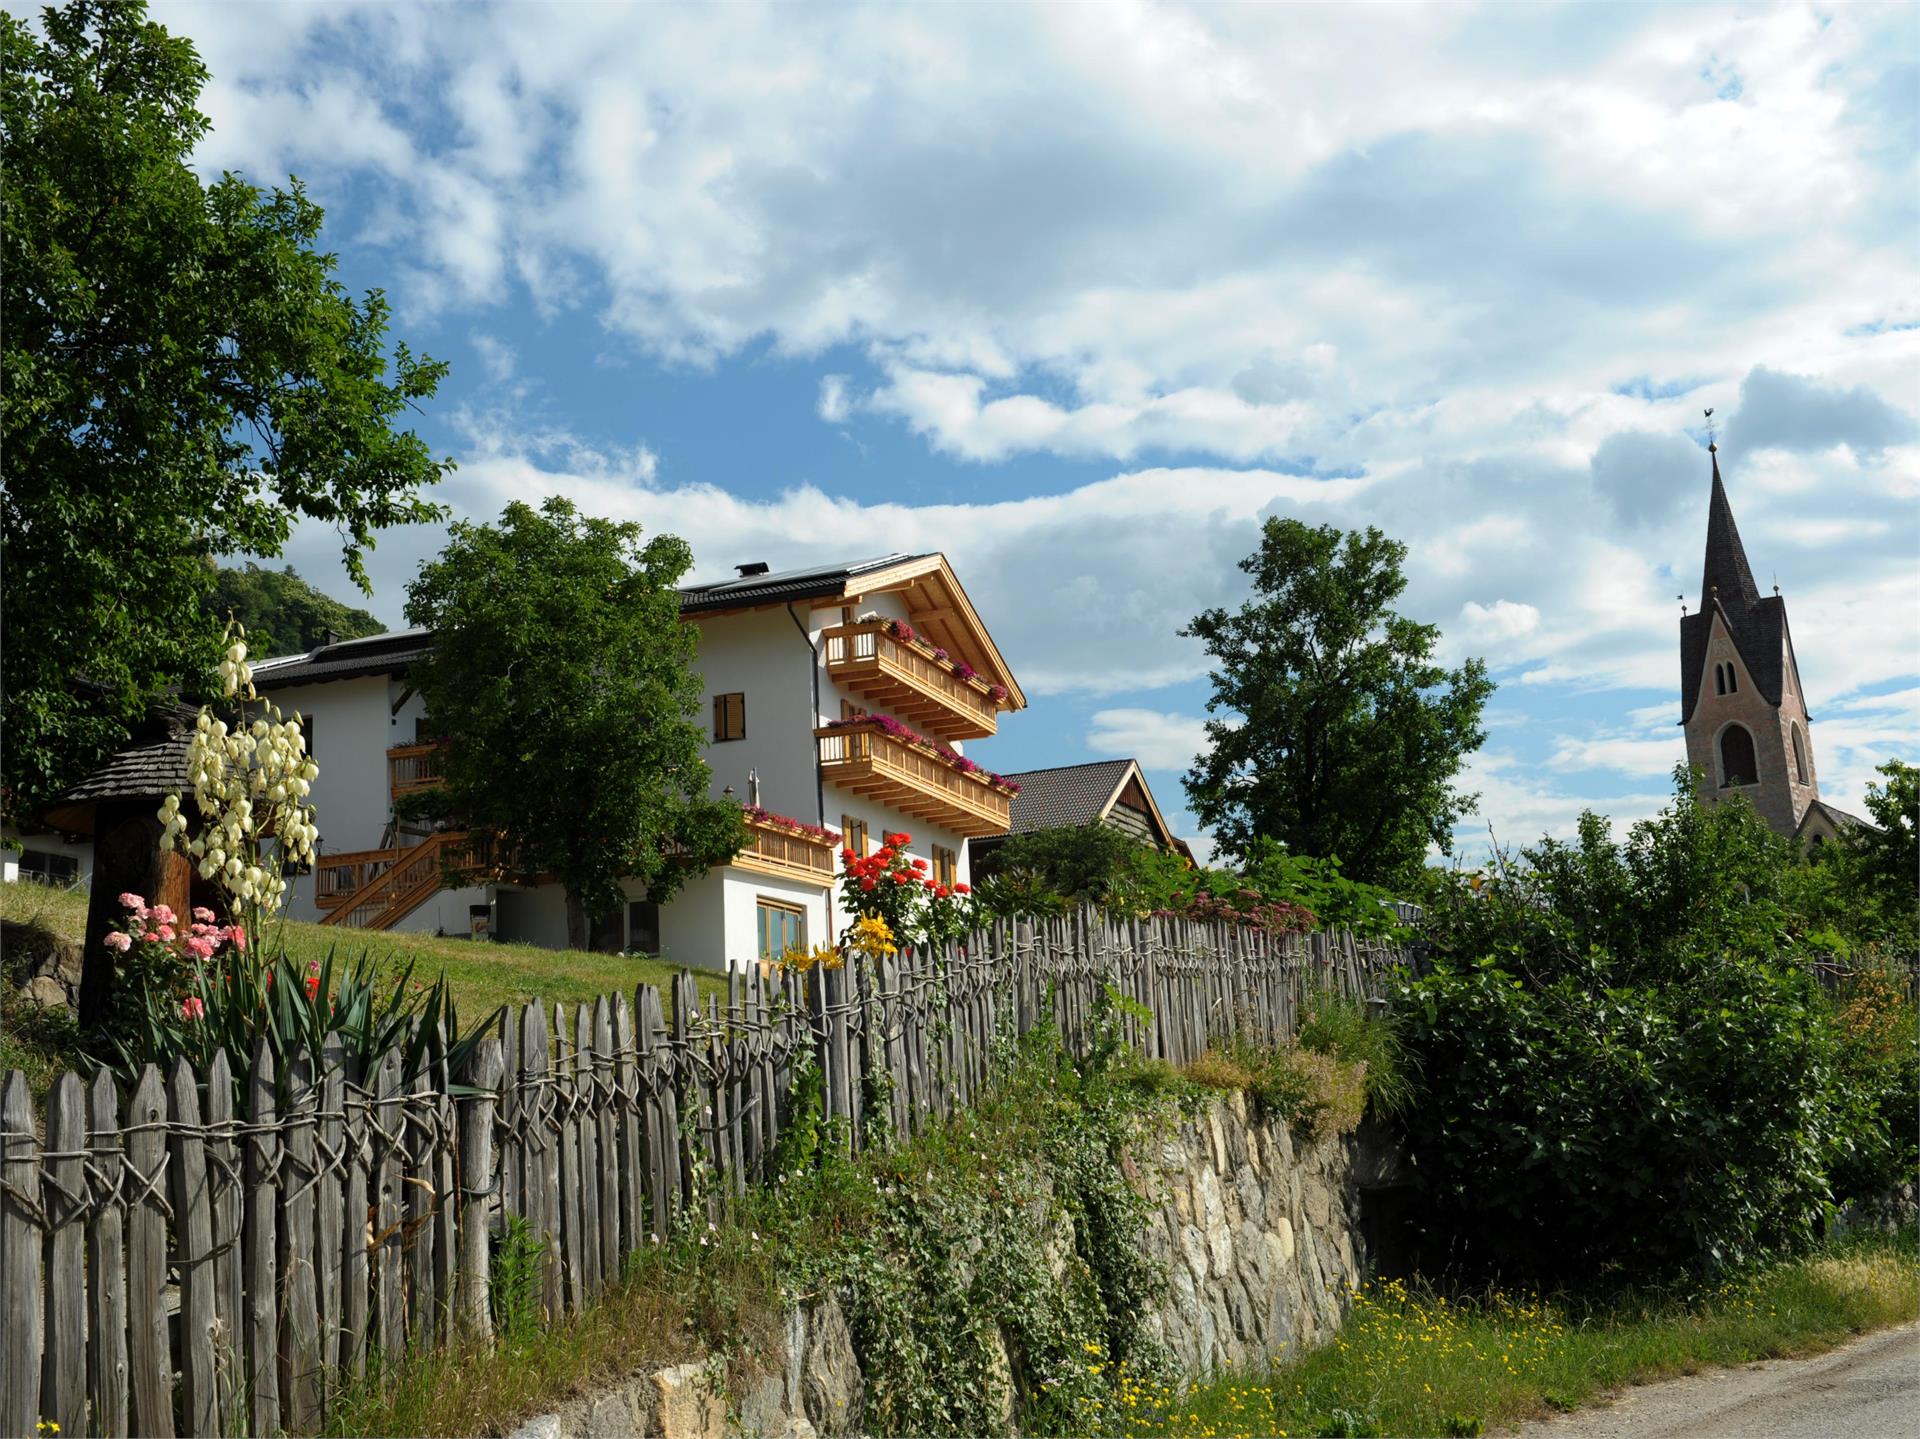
[[103, 2, 1920, 856]]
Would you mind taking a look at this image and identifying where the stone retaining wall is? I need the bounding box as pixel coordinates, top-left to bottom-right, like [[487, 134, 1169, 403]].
[[509, 1094, 1397, 1438]]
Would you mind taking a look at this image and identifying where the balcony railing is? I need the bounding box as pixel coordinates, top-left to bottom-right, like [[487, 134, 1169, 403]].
[[316, 830, 499, 930], [822, 624, 1000, 740], [734, 815, 838, 888], [315, 847, 399, 908], [815, 722, 1012, 838], [387, 742, 447, 798]]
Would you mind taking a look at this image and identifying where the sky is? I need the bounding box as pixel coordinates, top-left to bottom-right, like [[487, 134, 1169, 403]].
[[95, 1, 1920, 857]]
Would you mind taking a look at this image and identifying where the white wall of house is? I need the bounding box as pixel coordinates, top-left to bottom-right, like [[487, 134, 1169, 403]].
[[273, 674, 403, 923], [1, 827, 94, 888], [388, 883, 493, 939], [691, 607, 821, 824]]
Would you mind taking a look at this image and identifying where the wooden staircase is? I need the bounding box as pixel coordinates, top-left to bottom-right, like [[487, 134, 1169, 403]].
[[318, 830, 479, 931]]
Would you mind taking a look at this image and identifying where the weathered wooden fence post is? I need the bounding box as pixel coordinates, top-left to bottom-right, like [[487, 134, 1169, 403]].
[[459, 1035, 503, 1338]]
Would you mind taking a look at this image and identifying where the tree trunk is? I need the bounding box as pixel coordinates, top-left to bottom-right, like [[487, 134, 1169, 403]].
[[77, 803, 193, 1029], [564, 890, 589, 953]]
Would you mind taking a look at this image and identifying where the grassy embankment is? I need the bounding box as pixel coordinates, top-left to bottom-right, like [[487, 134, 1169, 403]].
[[0, 882, 726, 1090], [1101, 1230, 1919, 1439]]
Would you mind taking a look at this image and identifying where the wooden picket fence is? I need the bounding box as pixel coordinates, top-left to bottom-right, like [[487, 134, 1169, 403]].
[[0, 911, 1410, 1437]]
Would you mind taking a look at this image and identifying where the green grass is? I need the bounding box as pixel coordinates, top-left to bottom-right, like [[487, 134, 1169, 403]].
[[0, 881, 725, 1090], [1098, 1230, 1920, 1438]]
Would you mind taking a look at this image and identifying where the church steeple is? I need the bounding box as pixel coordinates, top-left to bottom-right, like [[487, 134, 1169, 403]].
[[1699, 444, 1761, 609], [1678, 427, 1820, 839]]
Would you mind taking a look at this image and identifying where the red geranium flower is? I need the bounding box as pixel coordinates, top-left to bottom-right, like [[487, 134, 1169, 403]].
[[954, 883, 970, 895], [860, 877, 877, 891], [911, 858, 928, 871]]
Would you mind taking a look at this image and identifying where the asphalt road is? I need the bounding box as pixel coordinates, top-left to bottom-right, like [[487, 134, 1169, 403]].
[[1511, 1323, 1919, 1439]]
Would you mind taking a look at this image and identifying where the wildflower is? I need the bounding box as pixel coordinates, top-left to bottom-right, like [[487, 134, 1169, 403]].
[[304, 975, 320, 999], [104, 931, 132, 953]]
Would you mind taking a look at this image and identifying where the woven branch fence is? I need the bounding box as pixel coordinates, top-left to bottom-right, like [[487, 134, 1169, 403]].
[[1, 911, 1411, 1437]]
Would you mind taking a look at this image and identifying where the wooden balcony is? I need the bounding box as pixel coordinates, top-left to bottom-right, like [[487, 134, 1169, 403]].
[[815, 722, 1012, 839], [316, 830, 497, 930], [387, 742, 446, 798], [733, 815, 838, 888], [822, 624, 1001, 740]]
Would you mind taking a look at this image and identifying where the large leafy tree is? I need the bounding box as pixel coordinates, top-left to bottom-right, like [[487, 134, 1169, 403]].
[[210, 563, 385, 659], [1, 1, 449, 822], [1183, 519, 1493, 885], [404, 498, 746, 949]]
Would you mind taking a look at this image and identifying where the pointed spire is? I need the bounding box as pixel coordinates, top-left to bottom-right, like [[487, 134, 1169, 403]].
[[1700, 442, 1761, 609]]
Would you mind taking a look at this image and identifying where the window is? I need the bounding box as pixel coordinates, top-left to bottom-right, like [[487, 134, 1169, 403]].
[[1727, 665, 1738, 694], [627, 900, 661, 955], [713, 692, 745, 742], [1791, 726, 1809, 785], [589, 907, 624, 954], [839, 698, 867, 721], [1720, 724, 1758, 788], [1714, 664, 1726, 696], [16, 850, 79, 886], [756, 899, 805, 965], [842, 816, 868, 858], [932, 843, 958, 889]]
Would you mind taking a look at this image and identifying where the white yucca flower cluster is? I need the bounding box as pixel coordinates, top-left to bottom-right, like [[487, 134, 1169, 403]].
[[158, 623, 321, 915]]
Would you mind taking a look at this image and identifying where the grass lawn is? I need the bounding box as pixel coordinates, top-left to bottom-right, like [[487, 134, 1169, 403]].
[[1105, 1229, 1920, 1438], [1, 881, 726, 1090]]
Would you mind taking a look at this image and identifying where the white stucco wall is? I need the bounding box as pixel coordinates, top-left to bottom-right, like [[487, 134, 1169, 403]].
[[1, 827, 94, 888], [691, 607, 821, 824]]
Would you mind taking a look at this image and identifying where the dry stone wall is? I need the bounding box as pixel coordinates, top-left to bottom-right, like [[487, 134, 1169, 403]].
[[509, 1092, 1397, 1439]]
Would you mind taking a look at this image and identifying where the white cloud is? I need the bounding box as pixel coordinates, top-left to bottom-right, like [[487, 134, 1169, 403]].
[[1458, 599, 1541, 643], [816, 374, 851, 424], [1086, 709, 1212, 773]]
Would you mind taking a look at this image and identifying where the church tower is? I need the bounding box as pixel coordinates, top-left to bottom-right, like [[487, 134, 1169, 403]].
[[1678, 442, 1820, 835]]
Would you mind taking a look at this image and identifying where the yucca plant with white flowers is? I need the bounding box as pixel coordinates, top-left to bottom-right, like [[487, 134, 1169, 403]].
[[116, 621, 496, 1099]]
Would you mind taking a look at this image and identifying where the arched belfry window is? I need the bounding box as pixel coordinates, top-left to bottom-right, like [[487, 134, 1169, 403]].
[[1727, 664, 1737, 694], [1714, 665, 1726, 696], [1720, 724, 1758, 788], [1791, 726, 1809, 785]]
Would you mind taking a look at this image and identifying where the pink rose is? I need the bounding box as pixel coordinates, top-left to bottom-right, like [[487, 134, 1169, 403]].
[[154, 925, 175, 942], [185, 937, 215, 961], [180, 996, 206, 1021], [150, 904, 176, 925], [104, 931, 132, 953], [191, 906, 216, 923], [117, 892, 146, 912], [230, 926, 247, 951]]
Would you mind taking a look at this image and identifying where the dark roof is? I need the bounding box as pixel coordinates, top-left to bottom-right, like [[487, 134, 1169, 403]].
[[999, 760, 1137, 835], [251, 628, 432, 689], [1679, 453, 1793, 724], [1700, 449, 1761, 609], [41, 702, 201, 834], [678, 554, 927, 614], [1796, 799, 1880, 837]]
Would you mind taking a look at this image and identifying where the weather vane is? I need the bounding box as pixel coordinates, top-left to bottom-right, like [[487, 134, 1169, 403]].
[[1704, 407, 1717, 451]]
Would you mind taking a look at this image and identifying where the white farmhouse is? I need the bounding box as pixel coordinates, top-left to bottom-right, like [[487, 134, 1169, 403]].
[[251, 553, 1026, 971]]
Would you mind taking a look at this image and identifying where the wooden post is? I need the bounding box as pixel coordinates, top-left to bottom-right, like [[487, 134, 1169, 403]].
[[86, 1071, 130, 1438], [283, 1050, 322, 1427], [432, 1025, 458, 1342], [339, 1051, 370, 1383], [40, 1074, 86, 1438], [525, 1001, 562, 1322], [554, 1005, 585, 1314], [245, 1042, 279, 1435], [404, 1063, 438, 1349], [317, 1039, 347, 1383], [592, 998, 621, 1282], [2, 1071, 43, 1439], [372, 1049, 403, 1370], [124, 1065, 174, 1437], [459, 1037, 503, 1339], [167, 1058, 219, 1436], [204, 1051, 244, 1422], [571, 1004, 601, 1300]]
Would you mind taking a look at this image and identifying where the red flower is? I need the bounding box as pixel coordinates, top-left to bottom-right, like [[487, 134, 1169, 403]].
[[954, 883, 970, 895], [935, 885, 951, 899], [860, 877, 877, 891], [885, 831, 910, 846], [874, 847, 894, 864], [841, 849, 857, 865], [911, 858, 928, 871], [304, 975, 320, 999], [892, 871, 912, 884], [923, 878, 938, 890]]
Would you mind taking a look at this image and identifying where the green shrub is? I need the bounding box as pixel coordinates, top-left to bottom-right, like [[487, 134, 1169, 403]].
[[1297, 989, 1418, 1118]]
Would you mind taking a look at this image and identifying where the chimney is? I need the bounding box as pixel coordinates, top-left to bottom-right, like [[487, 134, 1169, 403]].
[[735, 562, 771, 577], [747, 768, 761, 807], [322, 628, 339, 647]]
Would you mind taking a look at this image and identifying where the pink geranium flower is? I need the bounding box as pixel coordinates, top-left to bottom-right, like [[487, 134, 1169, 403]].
[[150, 904, 176, 925], [192, 906, 217, 923], [104, 931, 132, 953], [117, 892, 146, 911], [185, 936, 215, 961], [180, 995, 206, 1021], [230, 926, 247, 951]]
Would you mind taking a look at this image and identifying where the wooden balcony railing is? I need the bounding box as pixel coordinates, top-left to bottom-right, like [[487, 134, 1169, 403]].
[[822, 624, 1000, 740], [734, 815, 838, 888], [317, 830, 496, 930], [815, 722, 1012, 839], [387, 742, 447, 798]]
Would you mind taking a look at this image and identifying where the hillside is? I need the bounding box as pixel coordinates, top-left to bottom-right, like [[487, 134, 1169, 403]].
[[210, 562, 388, 658]]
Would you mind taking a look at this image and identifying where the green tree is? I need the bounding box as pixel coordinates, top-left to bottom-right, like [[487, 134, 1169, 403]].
[[209, 563, 386, 658], [1182, 519, 1493, 885], [1837, 761, 1919, 944], [404, 498, 746, 949], [1, 1, 449, 822]]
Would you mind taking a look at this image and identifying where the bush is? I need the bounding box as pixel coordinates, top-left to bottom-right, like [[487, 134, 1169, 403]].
[[1297, 988, 1418, 1118], [1185, 1039, 1370, 1142], [1395, 954, 1842, 1281]]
